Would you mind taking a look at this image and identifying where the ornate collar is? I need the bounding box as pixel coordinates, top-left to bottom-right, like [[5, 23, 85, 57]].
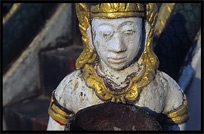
[[82, 62, 155, 104]]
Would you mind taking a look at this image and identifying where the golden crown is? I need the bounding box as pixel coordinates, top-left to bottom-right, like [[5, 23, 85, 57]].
[[90, 3, 145, 18], [75, 3, 159, 103], [75, 3, 158, 70]]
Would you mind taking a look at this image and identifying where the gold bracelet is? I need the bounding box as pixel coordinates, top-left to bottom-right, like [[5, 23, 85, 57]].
[[165, 95, 189, 125], [48, 91, 74, 125]]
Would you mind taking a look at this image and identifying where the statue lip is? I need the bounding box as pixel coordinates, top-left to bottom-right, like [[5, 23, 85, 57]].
[[107, 56, 127, 63]]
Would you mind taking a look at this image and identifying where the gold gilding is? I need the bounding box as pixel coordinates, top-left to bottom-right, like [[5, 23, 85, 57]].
[[91, 12, 144, 19], [82, 59, 156, 103], [91, 3, 144, 18], [48, 93, 73, 125], [3, 3, 21, 25], [91, 3, 144, 13], [75, 3, 95, 69], [166, 96, 189, 125], [154, 3, 175, 36], [75, 3, 159, 70], [76, 3, 159, 103]]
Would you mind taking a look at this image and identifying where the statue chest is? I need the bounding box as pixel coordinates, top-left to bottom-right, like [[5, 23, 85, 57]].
[[135, 81, 168, 114], [61, 76, 168, 115]]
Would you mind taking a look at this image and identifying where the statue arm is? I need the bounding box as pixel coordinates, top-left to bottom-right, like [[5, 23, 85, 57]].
[[47, 116, 65, 130], [47, 75, 75, 130], [178, 123, 186, 130], [160, 72, 189, 130], [164, 123, 186, 130]]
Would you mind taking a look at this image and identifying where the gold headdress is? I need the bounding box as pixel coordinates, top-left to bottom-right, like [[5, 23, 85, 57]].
[[90, 3, 145, 18], [75, 3, 158, 69], [75, 3, 159, 103]]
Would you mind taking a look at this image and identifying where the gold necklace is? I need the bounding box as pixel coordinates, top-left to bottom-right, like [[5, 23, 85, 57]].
[[82, 57, 156, 104]]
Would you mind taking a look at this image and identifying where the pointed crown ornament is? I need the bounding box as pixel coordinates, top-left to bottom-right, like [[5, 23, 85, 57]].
[[90, 3, 145, 18]]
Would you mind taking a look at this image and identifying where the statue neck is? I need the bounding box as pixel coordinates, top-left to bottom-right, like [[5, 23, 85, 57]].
[[97, 59, 142, 85]]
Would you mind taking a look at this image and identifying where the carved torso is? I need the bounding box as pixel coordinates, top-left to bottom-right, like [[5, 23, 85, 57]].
[[47, 3, 189, 130], [54, 69, 184, 117]]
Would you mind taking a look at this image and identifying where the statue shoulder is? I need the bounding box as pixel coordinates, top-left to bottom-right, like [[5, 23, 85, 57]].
[[156, 70, 181, 90], [156, 71, 189, 125], [156, 71, 184, 113], [54, 70, 84, 107], [53, 70, 103, 113], [55, 70, 82, 92]]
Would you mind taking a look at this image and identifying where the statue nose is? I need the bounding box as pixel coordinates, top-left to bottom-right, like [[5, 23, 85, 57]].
[[108, 33, 127, 53]]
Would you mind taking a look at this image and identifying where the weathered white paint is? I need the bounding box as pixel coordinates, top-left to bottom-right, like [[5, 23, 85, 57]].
[[47, 70, 184, 130], [47, 17, 186, 131], [92, 18, 143, 71], [90, 18, 150, 85], [47, 117, 65, 130], [3, 3, 72, 107]]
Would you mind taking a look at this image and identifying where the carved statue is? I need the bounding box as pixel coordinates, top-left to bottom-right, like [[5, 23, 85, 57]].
[[47, 3, 189, 130]]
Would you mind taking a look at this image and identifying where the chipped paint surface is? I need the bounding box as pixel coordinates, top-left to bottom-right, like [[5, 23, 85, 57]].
[[47, 16, 186, 131], [48, 69, 184, 130]]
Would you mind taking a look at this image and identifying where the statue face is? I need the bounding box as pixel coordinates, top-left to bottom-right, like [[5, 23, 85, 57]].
[[92, 17, 143, 70]]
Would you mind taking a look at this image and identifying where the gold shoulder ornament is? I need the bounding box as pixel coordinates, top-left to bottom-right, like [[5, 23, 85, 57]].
[[165, 94, 189, 125], [48, 91, 74, 125], [75, 3, 159, 104]]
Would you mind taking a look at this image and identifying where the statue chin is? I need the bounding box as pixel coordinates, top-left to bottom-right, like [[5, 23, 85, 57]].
[[106, 63, 129, 71], [103, 56, 139, 71]]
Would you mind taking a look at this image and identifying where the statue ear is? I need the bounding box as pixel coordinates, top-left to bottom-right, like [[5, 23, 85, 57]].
[[144, 22, 151, 48], [87, 26, 95, 50]]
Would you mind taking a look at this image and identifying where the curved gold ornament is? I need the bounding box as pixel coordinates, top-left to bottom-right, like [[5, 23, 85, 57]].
[[3, 3, 21, 25], [48, 91, 73, 125], [82, 61, 156, 104], [75, 3, 96, 69], [76, 3, 159, 103], [154, 3, 175, 36], [90, 3, 145, 18], [165, 96, 189, 125]]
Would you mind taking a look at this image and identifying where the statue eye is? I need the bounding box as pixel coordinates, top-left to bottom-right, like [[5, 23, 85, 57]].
[[102, 32, 111, 38], [123, 30, 135, 35]]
